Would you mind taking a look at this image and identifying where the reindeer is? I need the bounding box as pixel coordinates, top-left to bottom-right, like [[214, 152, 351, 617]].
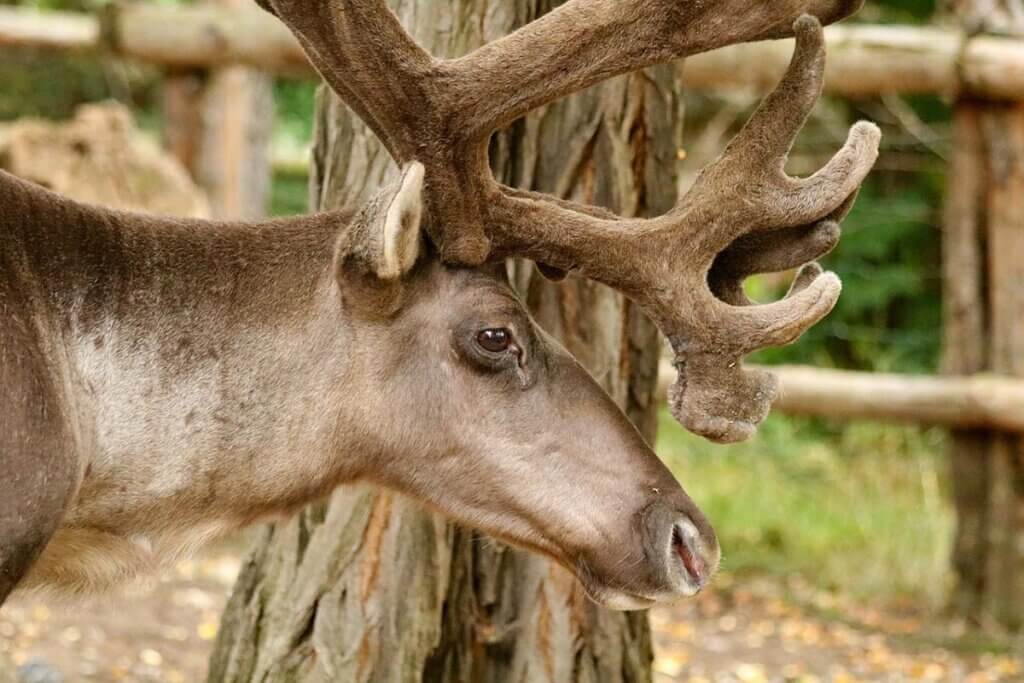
[[0, 0, 879, 610]]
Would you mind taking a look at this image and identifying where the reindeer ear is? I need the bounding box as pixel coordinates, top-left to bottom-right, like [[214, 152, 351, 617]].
[[335, 162, 426, 317], [340, 162, 425, 279], [376, 162, 425, 279]]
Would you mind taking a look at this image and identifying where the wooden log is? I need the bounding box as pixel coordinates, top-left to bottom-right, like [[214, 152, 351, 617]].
[[5, 6, 1024, 100], [157, 0, 274, 220], [977, 101, 1024, 628], [193, 64, 274, 218], [104, 4, 310, 77], [684, 25, 959, 98], [943, 103, 992, 616], [683, 24, 1024, 101], [0, 6, 96, 52], [657, 363, 1024, 432], [163, 70, 205, 176]]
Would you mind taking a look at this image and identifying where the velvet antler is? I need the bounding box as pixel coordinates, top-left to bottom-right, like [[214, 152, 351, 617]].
[[256, 0, 880, 442], [485, 17, 879, 442]]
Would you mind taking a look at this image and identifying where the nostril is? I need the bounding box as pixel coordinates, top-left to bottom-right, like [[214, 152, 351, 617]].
[[671, 520, 708, 587]]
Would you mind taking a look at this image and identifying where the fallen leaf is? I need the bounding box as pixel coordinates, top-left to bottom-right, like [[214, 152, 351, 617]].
[[734, 662, 767, 683], [654, 652, 689, 676], [140, 647, 163, 666], [197, 621, 219, 641]]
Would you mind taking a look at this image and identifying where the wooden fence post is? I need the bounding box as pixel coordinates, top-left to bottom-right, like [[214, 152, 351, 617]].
[[159, 0, 274, 219], [162, 70, 204, 180], [943, 1, 1024, 629]]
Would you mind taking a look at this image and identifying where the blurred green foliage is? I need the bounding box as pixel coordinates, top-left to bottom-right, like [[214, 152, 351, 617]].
[[270, 169, 310, 216], [0, 49, 114, 120], [752, 174, 944, 374], [752, 92, 948, 374], [0, 0, 96, 10], [863, 0, 937, 23], [274, 80, 317, 145], [0, 0, 161, 121]]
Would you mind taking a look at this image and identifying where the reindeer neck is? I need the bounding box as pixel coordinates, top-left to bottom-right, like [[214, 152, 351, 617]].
[[1, 171, 362, 529]]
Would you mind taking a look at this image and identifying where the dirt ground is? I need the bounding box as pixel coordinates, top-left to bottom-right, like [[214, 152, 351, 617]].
[[1, 538, 1021, 683]]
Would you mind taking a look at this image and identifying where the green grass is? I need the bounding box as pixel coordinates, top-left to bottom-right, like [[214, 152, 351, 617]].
[[657, 412, 955, 609]]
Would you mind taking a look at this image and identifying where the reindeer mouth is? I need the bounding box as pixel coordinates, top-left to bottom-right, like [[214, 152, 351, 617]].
[[569, 512, 716, 611]]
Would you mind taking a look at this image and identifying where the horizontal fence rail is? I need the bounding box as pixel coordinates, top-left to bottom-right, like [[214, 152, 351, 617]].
[[684, 25, 1024, 101], [0, 5, 310, 76], [2, 6, 1024, 100], [658, 364, 1024, 432]]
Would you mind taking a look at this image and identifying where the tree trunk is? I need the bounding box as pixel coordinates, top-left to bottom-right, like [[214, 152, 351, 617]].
[[207, 1, 681, 680], [943, 1, 1024, 629]]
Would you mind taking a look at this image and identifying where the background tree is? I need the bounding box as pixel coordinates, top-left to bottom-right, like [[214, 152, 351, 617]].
[[206, 0, 680, 679]]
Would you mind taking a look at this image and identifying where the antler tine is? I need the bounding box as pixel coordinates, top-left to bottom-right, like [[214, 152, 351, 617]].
[[710, 221, 840, 307], [482, 16, 880, 442], [730, 270, 842, 352], [770, 122, 879, 226], [712, 222, 840, 293], [717, 15, 826, 169]]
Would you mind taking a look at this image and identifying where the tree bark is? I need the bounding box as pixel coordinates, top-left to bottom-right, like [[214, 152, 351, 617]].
[[207, 1, 681, 680], [942, 1, 1024, 629]]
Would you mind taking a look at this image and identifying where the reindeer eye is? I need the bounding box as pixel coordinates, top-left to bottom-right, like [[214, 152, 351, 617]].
[[476, 328, 512, 353]]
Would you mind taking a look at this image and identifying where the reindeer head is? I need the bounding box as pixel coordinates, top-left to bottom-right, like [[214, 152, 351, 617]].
[[264, 0, 880, 607]]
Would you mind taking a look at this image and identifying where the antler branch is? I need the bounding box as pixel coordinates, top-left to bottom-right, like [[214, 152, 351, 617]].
[[441, 0, 864, 141], [485, 17, 880, 441], [256, 0, 881, 442]]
